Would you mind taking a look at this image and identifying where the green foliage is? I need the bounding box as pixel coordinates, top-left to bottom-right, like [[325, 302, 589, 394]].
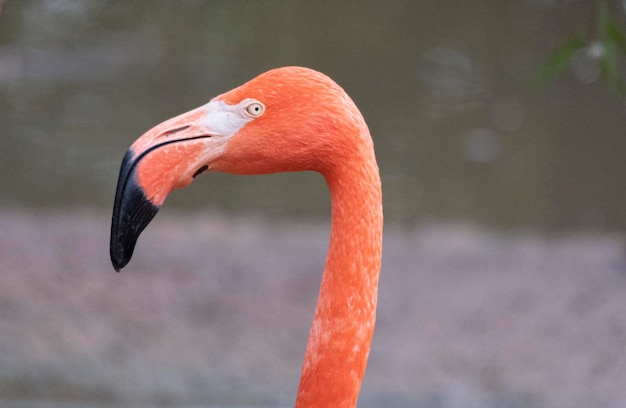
[[533, 36, 586, 87], [598, 3, 626, 94], [535, 2, 626, 96]]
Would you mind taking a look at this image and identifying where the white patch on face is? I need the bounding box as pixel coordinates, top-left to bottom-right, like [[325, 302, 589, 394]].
[[197, 99, 260, 138]]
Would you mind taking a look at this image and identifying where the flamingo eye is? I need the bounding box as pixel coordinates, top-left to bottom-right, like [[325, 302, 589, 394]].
[[245, 101, 265, 117]]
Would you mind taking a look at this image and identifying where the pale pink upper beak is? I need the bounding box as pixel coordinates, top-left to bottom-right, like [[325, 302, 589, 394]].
[[110, 99, 260, 271]]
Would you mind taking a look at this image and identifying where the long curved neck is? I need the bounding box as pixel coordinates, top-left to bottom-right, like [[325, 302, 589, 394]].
[[295, 132, 383, 408]]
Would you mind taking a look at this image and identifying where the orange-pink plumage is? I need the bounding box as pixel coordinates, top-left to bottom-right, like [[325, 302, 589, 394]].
[[110, 66, 383, 407]]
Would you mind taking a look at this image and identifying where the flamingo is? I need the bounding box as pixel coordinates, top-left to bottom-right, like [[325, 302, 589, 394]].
[[110, 66, 383, 408]]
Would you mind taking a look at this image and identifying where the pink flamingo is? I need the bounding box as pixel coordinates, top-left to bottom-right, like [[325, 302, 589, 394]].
[[110, 66, 383, 407]]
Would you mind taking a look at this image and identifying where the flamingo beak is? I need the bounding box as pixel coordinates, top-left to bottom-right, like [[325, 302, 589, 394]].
[[110, 149, 160, 272], [110, 106, 214, 272]]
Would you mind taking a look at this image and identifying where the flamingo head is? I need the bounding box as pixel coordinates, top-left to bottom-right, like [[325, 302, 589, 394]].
[[110, 66, 366, 271]]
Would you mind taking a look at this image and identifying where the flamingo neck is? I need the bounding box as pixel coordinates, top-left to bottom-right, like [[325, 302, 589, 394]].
[[295, 135, 383, 408]]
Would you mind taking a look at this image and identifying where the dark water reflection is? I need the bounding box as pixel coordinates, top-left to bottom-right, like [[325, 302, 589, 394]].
[[1, 0, 626, 231]]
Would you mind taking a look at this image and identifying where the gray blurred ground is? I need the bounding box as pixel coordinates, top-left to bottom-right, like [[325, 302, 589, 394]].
[[0, 210, 625, 408]]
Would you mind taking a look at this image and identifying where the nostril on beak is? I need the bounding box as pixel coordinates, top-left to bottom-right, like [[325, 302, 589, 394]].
[[163, 125, 191, 137]]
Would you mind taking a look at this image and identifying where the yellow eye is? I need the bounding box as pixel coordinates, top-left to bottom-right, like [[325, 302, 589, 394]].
[[245, 102, 265, 117]]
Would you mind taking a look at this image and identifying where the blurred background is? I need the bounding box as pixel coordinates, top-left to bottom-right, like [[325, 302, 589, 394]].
[[0, 1, 625, 407]]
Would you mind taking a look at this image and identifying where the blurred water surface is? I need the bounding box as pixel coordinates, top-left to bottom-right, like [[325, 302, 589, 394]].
[[1, 0, 625, 229]]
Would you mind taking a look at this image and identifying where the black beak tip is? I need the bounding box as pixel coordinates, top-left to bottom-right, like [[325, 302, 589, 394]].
[[109, 183, 160, 272], [110, 241, 131, 272], [110, 151, 160, 272]]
